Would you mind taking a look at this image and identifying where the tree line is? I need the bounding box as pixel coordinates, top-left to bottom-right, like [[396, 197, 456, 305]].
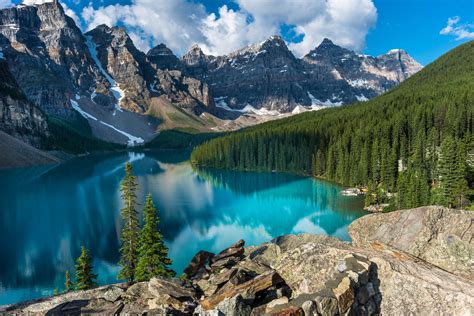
[[191, 41, 474, 211], [58, 162, 174, 293]]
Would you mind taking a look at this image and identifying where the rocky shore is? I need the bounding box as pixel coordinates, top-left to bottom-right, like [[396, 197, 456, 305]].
[[3, 206, 473, 315]]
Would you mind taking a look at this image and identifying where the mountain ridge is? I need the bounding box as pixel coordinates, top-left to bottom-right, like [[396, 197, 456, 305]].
[[0, 1, 421, 152]]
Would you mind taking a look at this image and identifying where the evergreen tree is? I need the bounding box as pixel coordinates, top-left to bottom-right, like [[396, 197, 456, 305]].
[[75, 246, 97, 290], [118, 162, 140, 282], [135, 194, 175, 281], [65, 270, 74, 292]]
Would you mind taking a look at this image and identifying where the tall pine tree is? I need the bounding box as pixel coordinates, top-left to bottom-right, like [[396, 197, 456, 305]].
[[75, 246, 97, 290], [65, 270, 74, 292], [118, 162, 140, 282], [135, 194, 175, 281]]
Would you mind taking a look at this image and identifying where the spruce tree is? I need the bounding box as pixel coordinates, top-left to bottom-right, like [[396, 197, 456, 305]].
[[118, 162, 140, 282], [437, 136, 460, 207], [75, 246, 97, 290], [136, 194, 175, 281], [65, 270, 74, 292]]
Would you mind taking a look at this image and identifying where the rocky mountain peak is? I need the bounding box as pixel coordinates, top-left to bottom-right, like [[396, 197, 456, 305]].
[[148, 43, 175, 57], [305, 38, 353, 60], [147, 43, 183, 71], [182, 44, 209, 67]]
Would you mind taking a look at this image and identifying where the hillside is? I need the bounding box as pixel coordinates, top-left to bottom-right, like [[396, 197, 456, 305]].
[[0, 131, 60, 169], [191, 41, 474, 210]]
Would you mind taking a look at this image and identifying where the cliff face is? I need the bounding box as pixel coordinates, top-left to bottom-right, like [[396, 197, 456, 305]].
[[0, 59, 47, 146], [4, 207, 473, 315], [0, 1, 104, 118]]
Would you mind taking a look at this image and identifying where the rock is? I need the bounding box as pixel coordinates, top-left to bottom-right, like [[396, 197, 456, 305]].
[[314, 296, 338, 316], [201, 270, 284, 310], [148, 277, 196, 301], [211, 256, 241, 270], [349, 206, 474, 278], [184, 250, 214, 279], [301, 300, 318, 316], [332, 276, 354, 314], [216, 294, 251, 316], [211, 239, 245, 263], [270, 306, 304, 316], [356, 282, 376, 305], [265, 296, 289, 312]]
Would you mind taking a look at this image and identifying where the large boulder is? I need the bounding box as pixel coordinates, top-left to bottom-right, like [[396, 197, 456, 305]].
[[349, 206, 474, 278]]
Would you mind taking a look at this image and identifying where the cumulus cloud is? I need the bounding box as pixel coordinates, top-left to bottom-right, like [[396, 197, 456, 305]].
[[440, 16, 474, 41], [80, 0, 377, 56], [22, 0, 53, 4]]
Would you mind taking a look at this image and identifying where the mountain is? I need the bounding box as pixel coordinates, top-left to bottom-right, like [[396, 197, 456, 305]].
[[179, 36, 422, 114], [0, 1, 421, 153], [191, 40, 474, 210]]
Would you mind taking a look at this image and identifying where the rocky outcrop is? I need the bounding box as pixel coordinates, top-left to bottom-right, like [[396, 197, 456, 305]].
[[5, 207, 473, 315], [349, 206, 474, 279]]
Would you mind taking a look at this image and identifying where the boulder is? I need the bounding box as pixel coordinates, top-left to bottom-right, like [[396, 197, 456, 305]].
[[211, 240, 245, 264], [349, 206, 474, 278], [201, 270, 284, 310], [184, 250, 214, 279]]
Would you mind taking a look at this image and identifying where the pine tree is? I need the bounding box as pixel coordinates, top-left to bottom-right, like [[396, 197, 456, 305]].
[[75, 246, 97, 290], [135, 194, 176, 281], [118, 162, 140, 282], [65, 270, 74, 292]]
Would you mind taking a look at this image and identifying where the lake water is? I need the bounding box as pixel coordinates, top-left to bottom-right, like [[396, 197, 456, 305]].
[[0, 151, 365, 305]]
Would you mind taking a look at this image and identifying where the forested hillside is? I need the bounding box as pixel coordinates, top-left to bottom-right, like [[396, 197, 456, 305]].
[[191, 41, 474, 210]]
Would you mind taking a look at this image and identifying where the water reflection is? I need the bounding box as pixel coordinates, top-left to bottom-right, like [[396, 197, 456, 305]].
[[0, 151, 365, 305]]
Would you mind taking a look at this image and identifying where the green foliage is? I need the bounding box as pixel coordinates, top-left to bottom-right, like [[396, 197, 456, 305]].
[[436, 136, 470, 208], [75, 246, 97, 290], [135, 194, 175, 281], [191, 41, 474, 210], [65, 270, 74, 292], [179, 273, 189, 281], [118, 162, 140, 282]]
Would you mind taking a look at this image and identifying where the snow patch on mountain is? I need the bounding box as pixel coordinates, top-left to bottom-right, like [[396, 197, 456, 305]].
[[71, 99, 143, 146], [86, 36, 124, 113]]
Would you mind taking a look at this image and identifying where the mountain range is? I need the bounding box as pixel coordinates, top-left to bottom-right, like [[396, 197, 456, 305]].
[[0, 1, 421, 150]]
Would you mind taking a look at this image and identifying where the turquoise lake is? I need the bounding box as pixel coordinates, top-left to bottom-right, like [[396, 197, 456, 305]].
[[0, 151, 366, 305]]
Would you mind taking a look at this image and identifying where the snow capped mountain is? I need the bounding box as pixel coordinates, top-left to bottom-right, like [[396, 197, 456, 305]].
[[0, 1, 422, 147]]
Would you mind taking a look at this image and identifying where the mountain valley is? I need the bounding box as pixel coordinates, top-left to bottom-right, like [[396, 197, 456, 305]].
[[0, 1, 421, 155]]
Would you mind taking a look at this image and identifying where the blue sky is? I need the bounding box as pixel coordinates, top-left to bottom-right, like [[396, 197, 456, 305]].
[[9, 0, 474, 65]]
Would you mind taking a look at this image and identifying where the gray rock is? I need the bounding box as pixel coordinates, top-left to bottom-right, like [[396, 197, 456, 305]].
[[216, 294, 251, 316], [349, 206, 474, 278], [301, 300, 318, 316]]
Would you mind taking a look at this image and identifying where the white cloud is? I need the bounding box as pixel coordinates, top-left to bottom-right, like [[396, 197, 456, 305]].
[[61, 2, 80, 26], [22, 0, 53, 4], [440, 16, 474, 41], [80, 0, 377, 57]]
